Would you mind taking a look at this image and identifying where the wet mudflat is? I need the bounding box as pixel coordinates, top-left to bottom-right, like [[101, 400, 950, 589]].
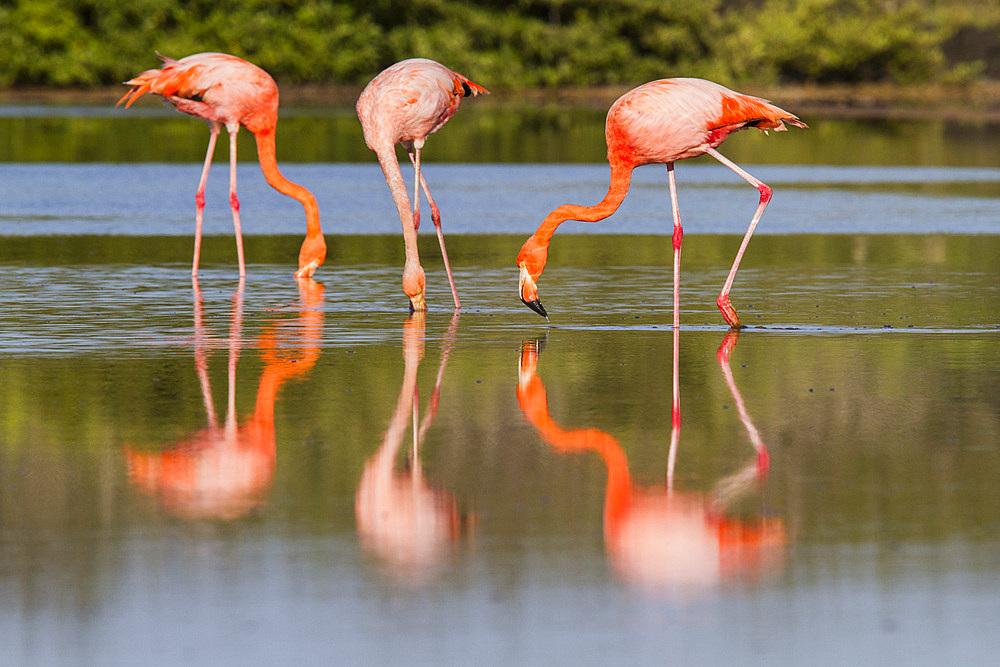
[[1, 107, 1000, 662]]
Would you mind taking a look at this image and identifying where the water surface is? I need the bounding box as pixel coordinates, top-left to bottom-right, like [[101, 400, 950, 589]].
[[1, 106, 999, 663]]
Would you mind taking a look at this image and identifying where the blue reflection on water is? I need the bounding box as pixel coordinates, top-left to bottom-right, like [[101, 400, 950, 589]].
[[1, 164, 999, 237]]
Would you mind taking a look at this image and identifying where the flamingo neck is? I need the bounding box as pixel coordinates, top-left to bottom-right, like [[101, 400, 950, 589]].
[[530, 158, 633, 249], [254, 131, 322, 240]]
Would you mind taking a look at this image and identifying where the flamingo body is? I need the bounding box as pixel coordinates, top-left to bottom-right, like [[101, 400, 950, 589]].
[[607, 78, 801, 165], [357, 58, 486, 149], [118, 52, 327, 278], [120, 53, 277, 134], [518, 77, 805, 327], [357, 58, 489, 312]]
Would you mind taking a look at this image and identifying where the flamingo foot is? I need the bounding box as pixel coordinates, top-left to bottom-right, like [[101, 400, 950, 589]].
[[717, 294, 743, 329]]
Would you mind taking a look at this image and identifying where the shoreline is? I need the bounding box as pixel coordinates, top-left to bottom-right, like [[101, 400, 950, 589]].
[[3, 81, 1000, 122]]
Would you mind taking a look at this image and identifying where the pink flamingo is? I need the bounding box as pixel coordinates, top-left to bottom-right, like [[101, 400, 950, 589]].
[[517, 78, 806, 328], [357, 58, 489, 312], [118, 52, 327, 279]]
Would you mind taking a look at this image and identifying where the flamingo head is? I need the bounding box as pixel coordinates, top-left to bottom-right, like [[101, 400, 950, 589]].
[[517, 238, 549, 320], [294, 233, 327, 279], [403, 262, 427, 313]]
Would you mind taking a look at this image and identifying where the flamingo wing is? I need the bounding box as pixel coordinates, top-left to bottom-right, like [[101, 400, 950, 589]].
[[357, 58, 489, 148], [117, 53, 274, 125], [609, 78, 806, 164]]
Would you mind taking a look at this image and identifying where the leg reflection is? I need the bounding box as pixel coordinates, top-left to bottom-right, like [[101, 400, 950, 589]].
[[125, 278, 324, 520]]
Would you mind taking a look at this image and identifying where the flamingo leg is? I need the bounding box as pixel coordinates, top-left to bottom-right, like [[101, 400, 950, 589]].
[[193, 123, 221, 277], [407, 148, 461, 310], [227, 126, 247, 277], [665, 163, 681, 490], [704, 147, 772, 329], [666, 162, 682, 331]]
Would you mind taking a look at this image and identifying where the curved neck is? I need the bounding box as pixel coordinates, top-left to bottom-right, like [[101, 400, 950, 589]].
[[532, 158, 634, 247], [254, 131, 322, 240]]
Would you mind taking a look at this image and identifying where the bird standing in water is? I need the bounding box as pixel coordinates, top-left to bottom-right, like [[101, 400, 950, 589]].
[[357, 58, 489, 312], [516, 78, 806, 328], [118, 52, 327, 279]]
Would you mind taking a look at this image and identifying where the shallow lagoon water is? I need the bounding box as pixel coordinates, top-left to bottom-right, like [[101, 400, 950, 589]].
[[1, 107, 1000, 662]]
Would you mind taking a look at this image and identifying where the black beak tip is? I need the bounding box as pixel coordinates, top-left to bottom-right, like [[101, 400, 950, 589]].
[[522, 297, 549, 320]]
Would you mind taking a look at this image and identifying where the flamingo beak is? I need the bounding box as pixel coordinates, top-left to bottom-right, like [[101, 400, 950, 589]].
[[519, 265, 548, 320], [294, 260, 319, 279], [408, 290, 427, 314]]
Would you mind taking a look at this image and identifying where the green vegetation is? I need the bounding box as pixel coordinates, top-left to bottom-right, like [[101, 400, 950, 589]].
[[0, 0, 998, 88]]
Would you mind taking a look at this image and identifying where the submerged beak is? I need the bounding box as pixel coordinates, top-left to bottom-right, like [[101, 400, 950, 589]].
[[519, 265, 548, 320], [408, 290, 427, 314], [294, 260, 319, 279]]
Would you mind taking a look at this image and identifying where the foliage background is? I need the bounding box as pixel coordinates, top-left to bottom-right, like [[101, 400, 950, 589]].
[[0, 0, 998, 88]]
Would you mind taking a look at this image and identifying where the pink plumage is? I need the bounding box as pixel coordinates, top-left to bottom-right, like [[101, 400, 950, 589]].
[[357, 58, 490, 312], [607, 78, 806, 165], [118, 52, 326, 279], [518, 77, 806, 327]]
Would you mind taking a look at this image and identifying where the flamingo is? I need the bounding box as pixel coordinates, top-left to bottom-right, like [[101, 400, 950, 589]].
[[117, 52, 327, 279], [517, 78, 806, 328], [357, 58, 489, 312]]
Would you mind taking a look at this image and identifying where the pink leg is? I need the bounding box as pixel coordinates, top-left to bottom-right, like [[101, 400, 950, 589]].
[[667, 162, 683, 489], [704, 147, 771, 329], [407, 148, 461, 310], [410, 144, 422, 234], [193, 124, 221, 277], [227, 126, 246, 277], [666, 162, 682, 331]]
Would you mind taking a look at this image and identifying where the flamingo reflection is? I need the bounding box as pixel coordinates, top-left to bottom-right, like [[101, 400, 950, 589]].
[[516, 329, 784, 594], [125, 278, 324, 520], [355, 313, 468, 584]]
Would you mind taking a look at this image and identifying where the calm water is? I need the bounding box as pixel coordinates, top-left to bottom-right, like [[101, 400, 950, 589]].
[[1, 106, 1000, 663]]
